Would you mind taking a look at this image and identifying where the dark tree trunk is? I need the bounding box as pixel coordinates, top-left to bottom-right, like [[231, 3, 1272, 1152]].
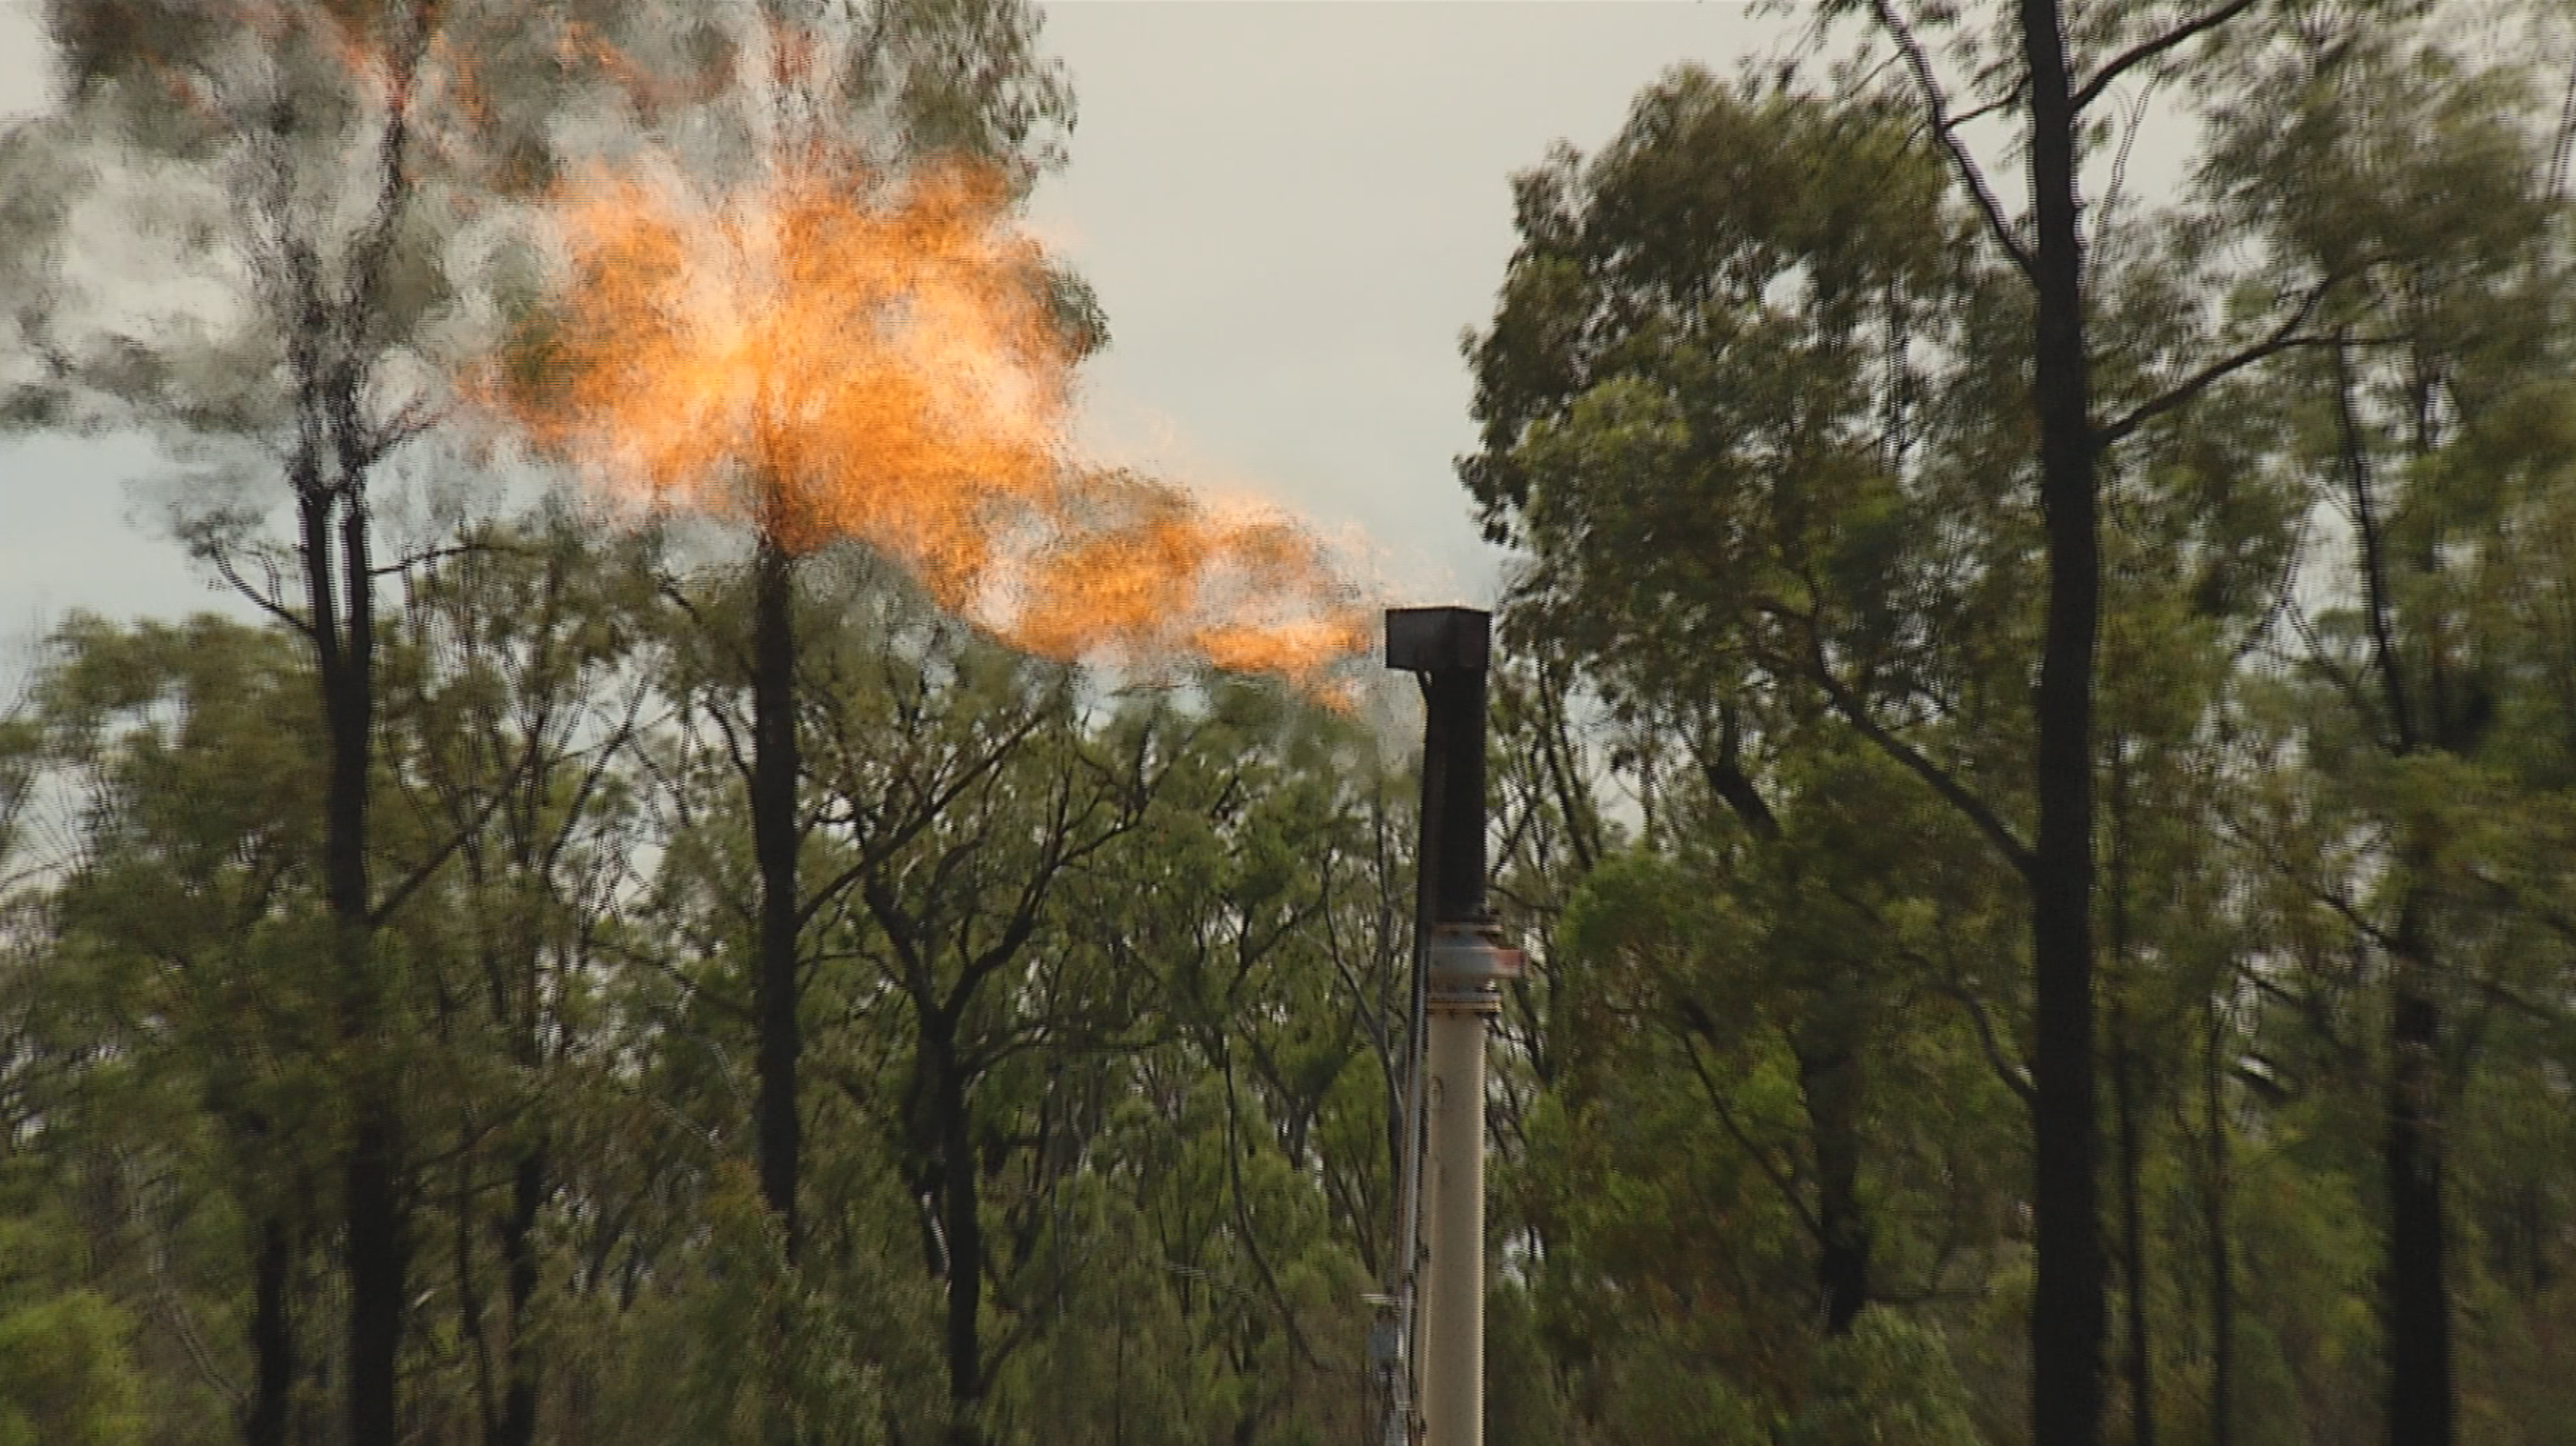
[[496, 1144, 548, 1446], [2337, 333, 2455, 1446], [751, 534, 804, 1261], [2388, 369, 2460, 1446], [2385, 966, 2451, 1446], [1797, 1022, 1871, 1336], [244, 1217, 294, 1446], [1706, 732, 1879, 1333], [345, 1116, 405, 1446], [304, 475, 406, 1446], [932, 1035, 986, 1446], [2017, 0, 2108, 1440], [2112, 1023, 2155, 1446]]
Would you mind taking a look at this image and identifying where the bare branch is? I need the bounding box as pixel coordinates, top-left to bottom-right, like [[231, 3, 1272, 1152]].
[[2073, 0, 2264, 114], [1218, 1052, 1328, 1371], [367, 540, 502, 578], [796, 708, 1049, 931], [1928, 968, 2039, 1105], [2549, 48, 2576, 200], [2278, 595, 2386, 737], [1948, 91, 2023, 132], [1869, 0, 2038, 284], [2209, 806, 2398, 953], [1792, 624, 2035, 877], [207, 546, 315, 637], [148, 1240, 245, 1411], [2098, 77, 2160, 222], [369, 732, 548, 929], [2099, 276, 2340, 445], [2334, 338, 2419, 758], [1674, 1018, 1826, 1242]]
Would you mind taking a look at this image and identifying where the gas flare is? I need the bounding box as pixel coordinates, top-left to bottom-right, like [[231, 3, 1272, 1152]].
[[480, 143, 1370, 697]]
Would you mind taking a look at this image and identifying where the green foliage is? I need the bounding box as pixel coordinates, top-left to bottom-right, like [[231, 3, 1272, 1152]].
[[0, 1289, 146, 1446], [600, 1166, 892, 1446], [0, 1212, 145, 1446], [1782, 1310, 1982, 1446]]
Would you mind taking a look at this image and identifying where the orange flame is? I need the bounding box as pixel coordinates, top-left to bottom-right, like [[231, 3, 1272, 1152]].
[[480, 145, 1369, 698]]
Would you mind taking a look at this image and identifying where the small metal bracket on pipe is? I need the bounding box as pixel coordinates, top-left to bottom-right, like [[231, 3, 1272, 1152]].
[[1426, 922, 1520, 1013]]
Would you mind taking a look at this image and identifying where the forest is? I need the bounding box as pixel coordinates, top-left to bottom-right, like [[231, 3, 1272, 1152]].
[[3, 1, 2575, 1445]]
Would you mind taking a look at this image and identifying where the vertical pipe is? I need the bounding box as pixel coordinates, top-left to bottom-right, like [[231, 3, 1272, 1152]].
[[1385, 607, 1497, 1446], [1421, 1003, 1488, 1446], [1427, 667, 1487, 924]]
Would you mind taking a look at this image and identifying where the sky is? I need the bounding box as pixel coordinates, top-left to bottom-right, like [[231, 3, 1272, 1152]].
[[0, 0, 1816, 663]]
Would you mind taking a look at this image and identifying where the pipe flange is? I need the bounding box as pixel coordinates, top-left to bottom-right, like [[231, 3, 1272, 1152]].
[[1425, 923, 1520, 1013]]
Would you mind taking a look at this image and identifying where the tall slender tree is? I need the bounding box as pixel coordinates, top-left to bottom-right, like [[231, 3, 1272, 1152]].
[[2200, 21, 2576, 1438], [1463, 5, 2339, 1436], [0, 5, 545, 1436], [492, 0, 1088, 1266]]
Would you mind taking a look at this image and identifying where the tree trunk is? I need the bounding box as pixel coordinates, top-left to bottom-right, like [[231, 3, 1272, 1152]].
[[2108, 759, 2152, 1446], [932, 1036, 986, 1446], [752, 534, 804, 1261], [496, 1143, 548, 1446], [1796, 1020, 1871, 1336], [244, 1217, 294, 1446], [346, 1116, 405, 1446], [2017, 0, 2108, 1440], [2385, 963, 2451, 1446], [305, 478, 406, 1446], [2338, 330, 2456, 1446]]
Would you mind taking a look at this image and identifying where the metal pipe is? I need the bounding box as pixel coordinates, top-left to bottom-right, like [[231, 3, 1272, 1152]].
[[1422, 665, 1486, 922], [1421, 989, 1490, 1446], [1383, 608, 1513, 1446]]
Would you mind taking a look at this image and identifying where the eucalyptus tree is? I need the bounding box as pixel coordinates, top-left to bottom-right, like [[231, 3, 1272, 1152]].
[[0, 4, 564, 1432], [1061, 684, 1396, 1443], [484, 0, 1092, 1269], [734, 561, 1156, 1445], [2196, 17, 2576, 1440], [1, 4, 1085, 1437], [378, 510, 660, 1446], [1481, 649, 1608, 1183], [22, 613, 347, 1446], [1462, 67, 2020, 1413], [1461, 9, 2345, 1432], [0, 698, 47, 1160], [2, 535, 665, 1446]]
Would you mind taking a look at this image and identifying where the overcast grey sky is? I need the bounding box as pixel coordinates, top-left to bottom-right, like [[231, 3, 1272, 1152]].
[[0, 1, 1815, 655], [1025, 1, 1796, 604]]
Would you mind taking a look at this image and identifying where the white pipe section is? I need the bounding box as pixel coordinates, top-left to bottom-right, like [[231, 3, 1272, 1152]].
[[1420, 1001, 1487, 1446]]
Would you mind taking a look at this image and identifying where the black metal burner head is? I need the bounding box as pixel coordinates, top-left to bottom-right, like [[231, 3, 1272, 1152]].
[[1385, 607, 1489, 927]]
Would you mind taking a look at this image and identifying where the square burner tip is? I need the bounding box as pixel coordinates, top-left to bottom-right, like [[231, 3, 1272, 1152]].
[[1385, 607, 1491, 673]]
